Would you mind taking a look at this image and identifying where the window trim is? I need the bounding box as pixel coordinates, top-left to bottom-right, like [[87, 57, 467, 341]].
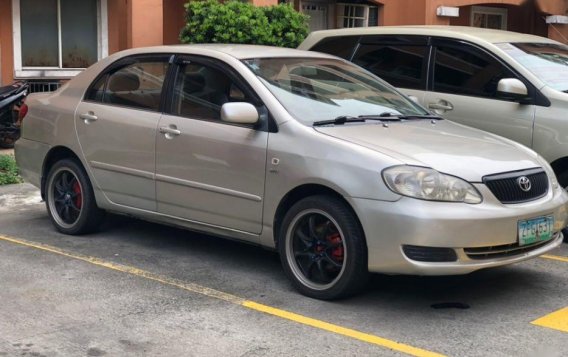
[[12, 0, 108, 79], [470, 6, 508, 30]]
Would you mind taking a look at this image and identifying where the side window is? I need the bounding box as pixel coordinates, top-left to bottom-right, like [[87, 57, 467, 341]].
[[352, 44, 428, 90], [433, 44, 516, 99], [85, 74, 107, 102], [104, 61, 169, 111], [172, 62, 252, 121], [310, 36, 359, 59]]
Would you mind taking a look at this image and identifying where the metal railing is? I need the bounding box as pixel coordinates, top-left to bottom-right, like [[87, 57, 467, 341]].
[[26, 81, 62, 94]]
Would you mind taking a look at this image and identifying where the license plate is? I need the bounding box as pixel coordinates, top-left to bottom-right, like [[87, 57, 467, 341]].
[[518, 216, 554, 246]]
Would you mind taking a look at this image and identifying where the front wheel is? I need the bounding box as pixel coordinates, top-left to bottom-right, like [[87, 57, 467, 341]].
[[45, 159, 104, 235], [279, 195, 369, 300]]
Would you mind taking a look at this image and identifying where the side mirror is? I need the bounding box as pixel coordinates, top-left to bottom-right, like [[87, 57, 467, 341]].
[[497, 78, 530, 103], [221, 102, 259, 125]]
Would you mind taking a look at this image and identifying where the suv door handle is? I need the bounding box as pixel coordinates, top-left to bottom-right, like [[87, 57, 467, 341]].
[[159, 126, 181, 138], [428, 101, 454, 112], [79, 112, 98, 123]]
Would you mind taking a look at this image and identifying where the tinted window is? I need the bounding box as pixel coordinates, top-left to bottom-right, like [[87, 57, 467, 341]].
[[102, 60, 169, 111], [85, 74, 107, 102], [172, 62, 252, 121], [353, 44, 427, 90], [310, 36, 359, 60], [434, 44, 516, 98]]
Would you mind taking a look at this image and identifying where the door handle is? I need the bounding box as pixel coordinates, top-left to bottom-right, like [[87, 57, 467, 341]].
[[428, 102, 454, 112], [80, 112, 98, 123], [159, 126, 181, 139]]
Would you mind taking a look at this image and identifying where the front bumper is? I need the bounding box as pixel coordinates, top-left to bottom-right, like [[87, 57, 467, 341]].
[[349, 184, 568, 275]]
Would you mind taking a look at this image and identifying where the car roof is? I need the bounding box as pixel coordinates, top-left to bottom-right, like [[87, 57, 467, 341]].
[[301, 25, 559, 46], [117, 44, 337, 60]]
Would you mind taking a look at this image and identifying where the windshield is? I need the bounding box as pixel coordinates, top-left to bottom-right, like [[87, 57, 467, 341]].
[[496, 42, 568, 92], [242, 57, 429, 125]]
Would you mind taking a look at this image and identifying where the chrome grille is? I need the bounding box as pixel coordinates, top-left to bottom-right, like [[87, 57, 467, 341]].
[[483, 168, 548, 204], [464, 233, 559, 260]]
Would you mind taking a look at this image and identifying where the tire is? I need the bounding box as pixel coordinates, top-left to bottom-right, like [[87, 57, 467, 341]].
[[45, 158, 105, 235], [278, 195, 369, 300]]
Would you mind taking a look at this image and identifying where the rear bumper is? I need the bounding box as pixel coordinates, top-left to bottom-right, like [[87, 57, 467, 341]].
[[349, 184, 568, 275]]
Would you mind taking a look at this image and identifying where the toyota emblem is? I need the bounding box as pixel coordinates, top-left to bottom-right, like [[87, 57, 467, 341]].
[[517, 176, 531, 192]]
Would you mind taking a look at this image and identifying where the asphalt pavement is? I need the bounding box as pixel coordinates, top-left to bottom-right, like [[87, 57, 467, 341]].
[[0, 183, 566, 357]]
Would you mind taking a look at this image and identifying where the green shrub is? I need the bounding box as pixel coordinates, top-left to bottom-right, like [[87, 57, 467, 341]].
[[0, 155, 23, 185], [180, 0, 309, 48]]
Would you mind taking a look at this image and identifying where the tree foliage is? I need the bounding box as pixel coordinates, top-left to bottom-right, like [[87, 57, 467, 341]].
[[180, 0, 309, 48]]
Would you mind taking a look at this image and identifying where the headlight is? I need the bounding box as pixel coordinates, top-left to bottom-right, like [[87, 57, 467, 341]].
[[382, 166, 482, 203]]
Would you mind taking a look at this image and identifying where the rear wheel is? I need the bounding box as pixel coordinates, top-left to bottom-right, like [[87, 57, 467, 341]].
[[279, 195, 368, 300], [45, 159, 104, 235]]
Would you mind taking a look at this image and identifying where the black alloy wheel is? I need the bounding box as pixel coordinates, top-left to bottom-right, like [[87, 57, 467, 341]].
[[279, 195, 368, 300]]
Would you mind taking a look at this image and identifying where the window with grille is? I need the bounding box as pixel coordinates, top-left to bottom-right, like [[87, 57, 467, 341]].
[[336, 4, 378, 28]]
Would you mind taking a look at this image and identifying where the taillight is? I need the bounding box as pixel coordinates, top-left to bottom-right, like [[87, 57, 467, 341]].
[[18, 102, 28, 121]]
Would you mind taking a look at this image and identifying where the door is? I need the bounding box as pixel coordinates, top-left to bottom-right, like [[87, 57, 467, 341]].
[[424, 40, 535, 147], [155, 57, 268, 234], [75, 55, 170, 210]]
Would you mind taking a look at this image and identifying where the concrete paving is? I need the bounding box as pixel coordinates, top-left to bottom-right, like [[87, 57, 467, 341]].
[[0, 183, 566, 356]]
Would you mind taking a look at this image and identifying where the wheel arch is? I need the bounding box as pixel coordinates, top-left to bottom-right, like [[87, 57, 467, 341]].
[[41, 146, 83, 199], [272, 183, 364, 247]]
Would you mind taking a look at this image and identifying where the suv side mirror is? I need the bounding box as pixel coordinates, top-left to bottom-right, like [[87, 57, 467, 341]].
[[497, 78, 531, 104], [221, 102, 259, 124]]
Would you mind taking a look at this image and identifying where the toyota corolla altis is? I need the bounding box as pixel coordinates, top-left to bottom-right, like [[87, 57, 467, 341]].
[[15, 45, 568, 299]]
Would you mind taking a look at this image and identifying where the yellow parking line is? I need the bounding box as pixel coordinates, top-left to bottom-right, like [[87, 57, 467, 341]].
[[532, 307, 568, 333], [540, 254, 568, 263], [0, 234, 444, 357]]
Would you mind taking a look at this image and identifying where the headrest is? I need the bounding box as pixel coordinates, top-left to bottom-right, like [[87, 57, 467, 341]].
[[108, 72, 140, 92], [183, 73, 206, 93]]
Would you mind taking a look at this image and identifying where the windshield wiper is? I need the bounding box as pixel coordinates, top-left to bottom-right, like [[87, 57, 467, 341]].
[[313, 116, 368, 126], [362, 112, 444, 120], [313, 113, 443, 127]]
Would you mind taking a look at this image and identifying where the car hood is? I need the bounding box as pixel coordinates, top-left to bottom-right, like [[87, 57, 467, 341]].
[[314, 120, 541, 182]]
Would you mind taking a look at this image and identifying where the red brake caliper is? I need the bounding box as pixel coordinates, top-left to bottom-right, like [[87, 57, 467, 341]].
[[327, 233, 344, 262], [72, 180, 82, 209]]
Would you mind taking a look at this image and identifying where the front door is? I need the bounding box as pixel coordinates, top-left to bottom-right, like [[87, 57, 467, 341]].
[[424, 40, 535, 147], [155, 57, 268, 234], [75, 55, 170, 210]]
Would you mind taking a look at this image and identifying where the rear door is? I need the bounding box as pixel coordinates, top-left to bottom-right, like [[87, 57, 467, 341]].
[[424, 39, 535, 147], [351, 35, 430, 102], [75, 54, 170, 210]]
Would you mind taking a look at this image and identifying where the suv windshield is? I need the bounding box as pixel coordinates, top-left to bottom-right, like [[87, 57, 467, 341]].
[[242, 57, 429, 125], [497, 42, 568, 92]]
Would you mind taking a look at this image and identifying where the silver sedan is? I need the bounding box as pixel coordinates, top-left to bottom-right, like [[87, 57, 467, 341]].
[[15, 45, 568, 299]]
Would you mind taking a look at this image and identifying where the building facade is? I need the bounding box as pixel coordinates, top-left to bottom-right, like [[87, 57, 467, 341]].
[[0, 0, 567, 86]]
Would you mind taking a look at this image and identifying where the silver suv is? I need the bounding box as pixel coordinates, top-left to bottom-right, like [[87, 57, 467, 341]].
[[300, 26, 568, 187]]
